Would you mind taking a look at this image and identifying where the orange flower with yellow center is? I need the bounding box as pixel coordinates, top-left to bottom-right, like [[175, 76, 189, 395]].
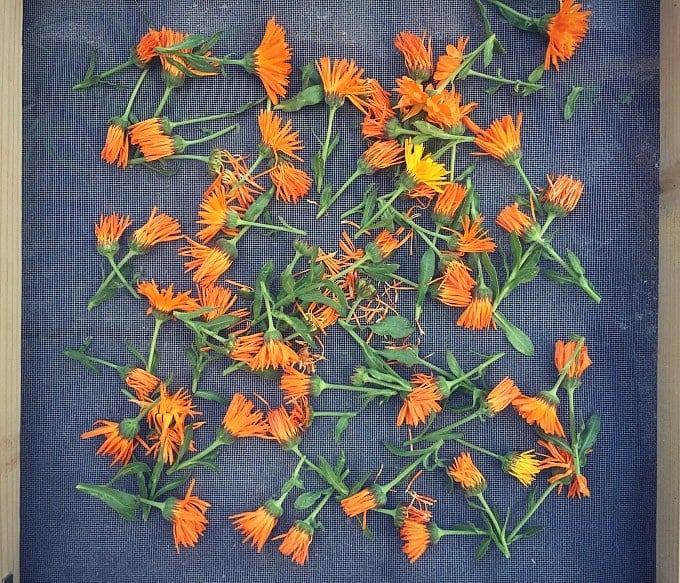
[[230, 499, 283, 552], [394, 76, 430, 121], [275, 521, 314, 566], [137, 280, 200, 318], [101, 119, 130, 167], [433, 36, 470, 89], [513, 392, 566, 437], [257, 109, 304, 162], [129, 207, 182, 254], [450, 215, 496, 256], [94, 213, 132, 255], [448, 452, 486, 496], [128, 118, 178, 161], [496, 203, 537, 238], [456, 286, 495, 330], [473, 113, 524, 165], [270, 161, 312, 203], [165, 478, 211, 553], [485, 377, 522, 415], [397, 373, 448, 427], [503, 450, 541, 487], [315, 56, 371, 112], [247, 17, 291, 105], [542, 174, 585, 216], [544, 0, 591, 70], [179, 239, 237, 287], [124, 367, 160, 401], [81, 419, 139, 466], [221, 393, 270, 440], [394, 31, 433, 82], [554, 339, 592, 379]]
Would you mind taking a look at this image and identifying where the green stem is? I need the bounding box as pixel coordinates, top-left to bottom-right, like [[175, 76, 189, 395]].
[[260, 281, 276, 332], [332, 255, 371, 282], [307, 490, 334, 521], [89, 249, 138, 311], [171, 99, 265, 127], [122, 68, 149, 119], [452, 436, 504, 462], [382, 446, 437, 492], [146, 317, 164, 373], [397, 214, 443, 258], [405, 411, 482, 445], [182, 123, 238, 146], [477, 493, 510, 558], [389, 273, 419, 287], [291, 447, 324, 482], [507, 482, 559, 544], [139, 497, 165, 510], [435, 525, 487, 537], [106, 254, 139, 298], [153, 85, 173, 118], [321, 381, 396, 397], [539, 243, 602, 302], [345, 294, 364, 322], [566, 385, 580, 473], [449, 143, 457, 181], [512, 160, 539, 211], [440, 352, 506, 392], [99, 59, 135, 80], [312, 411, 357, 418], [316, 104, 340, 192], [357, 185, 407, 236], [236, 217, 307, 236], [168, 438, 224, 475], [467, 69, 542, 90], [317, 167, 364, 218], [164, 154, 211, 164]]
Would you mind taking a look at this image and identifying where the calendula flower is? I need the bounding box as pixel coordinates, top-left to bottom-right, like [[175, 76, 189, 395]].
[[101, 118, 130, 167], [513, 392, 566, 437], [300, 301, 340, 334], [397, 373, 449, 427], [276, 521, 314, 566], [316, 56, 371, 111], [245, 17, 291, 105], [400, 506, 433, 563], [402, 138, 449, 193], [268, 399, 310, 449], [473, 113, 524, 165], [164, 478, 211, 553], [154, 27, 219, 86], [432, 182, 467, 225], [554, 339, 592, 379], [257, 109, 304, 162], [542, 174, 585, 216], [124, 367, 160, 401], [450, 215, 496, 256], [425, 89, 478, 132], [448, 452, 486, 496], [456, 286, 495, 330], [129, 207, 182, 254], [394, 76, 430, 121], [544, 0, 591, 71], [340, 486, 387, 518], [359, 140, 404, 173], [496, 203, 538, 238], [179, 239, 237, 287], [196, 189, 243, 243], [270, 161, 312, 203], [372, 227, 411, 260], [133, 28, 161, 66], [128, 118, 178, 161], [250, 331, 300, 371], [221, 393, 270, 440], [485, 377, 522, 415], [433, 36, 470, 89], [394, 31, 433, 82], [137, 280, 200, 318], [436, 259, 476, 308], [230, 499, 283, 552], [280, 368, 315, 403], [81, 419, 139, 466], [229, 332, 265, 365], [197, 283, 248, 322], [538, 439, 591, 498], [94, 213, 132, 255], [502, 450, 541, 487], [361, 79, 396, 140]]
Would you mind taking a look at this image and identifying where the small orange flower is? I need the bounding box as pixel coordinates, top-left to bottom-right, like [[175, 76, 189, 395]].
[[196, 188, 243, 243], [250, 333, 300, 371], [94, 213, 132, 254], [276, 521, 314, 566], [137, 280, 200, 318], [316, 57, 371, 112], [542, 174, 585, 216], [538, 439, 591, 498], [249, 17, 291, 105], [340, 486, 385, 518], [394, 31, 433, 82], [166, 478, 211, 553], [425, 90, 478, 132], [129, 207, 183, 254], [473, 113, 524, 165], [400, 506, 433, 563], [221, 393, 270, 440], [179, 239, 237, 287], [496, 203, 537, 238], [280, 368, 314, 403], [394, 76, 430, 121], [101, 119, 130, 167], [230, 500, 283, 552], [125, 367, 160, 401], [503, 450, 541, 487], [448, 452, 486, 496], [128, 118, 178, 162], [513, 392, 566, 437], [372, 227, 411, 260], [81, 419, 139, 466], [436, 259, 475, 308], [450, 215, 496, 256], [544, 0, 591, 71], [229, 332, 265, 365], [360, 140, 404, 173], [433, 36, 470, 89], [433, 183, 467, 225], [155, 27, 219, 86], [554, 339, 592, 379], [197, 283, 248, 322], [133, 28, 161, 66], [257, 110, 304, 162], [300, 301, 340, 334], [270, 161, 312, 203], [268, 399, 310, 449], [485, 377, 521, 415], [456, 286, 495, 330], [397, 373, 447, 427], [361, 79, 396, 140]]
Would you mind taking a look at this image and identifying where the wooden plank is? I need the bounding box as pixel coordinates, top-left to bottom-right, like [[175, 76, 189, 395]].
[[658, 1, 679, 581]]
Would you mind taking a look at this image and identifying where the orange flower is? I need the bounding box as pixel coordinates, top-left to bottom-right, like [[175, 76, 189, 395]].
[[316, 57, 371, 112], [270, 161, 312, 203], [456, 286, 495, 330], [554, 339, 592, 379], [299, 300, 340, 334], [433, 36, 470, 89], [397, 374, 448, 427], [267, 399, 310, 449], [166, 478, 210, 553], [196, 188, 243, 243], [496, 203, 537, 238], [221, 393, 270, 440], [340, 486, 386, 518], [179, 239, 237, 287], [137, 280, 200, 318], [425, 89, 478, 131], [154, 27, 219, 86], [485, 377, 522, 415], [229, 332, 265, 365], [513, 392, 565, 437], [248, 17, 291, 105], [133, 28, 161, 66], [448, 452, 486, 496], [544, 0, 591, 70], [197, 283, 248, 322], [542, 174, 585, 216], [433, 183, 467, 225], [129, 207, 182, 254], [394, 76, 430, 120], [94, 213, 132, 254], [450, 215, 496, 255], [81, 419, 139, 466], [128, 118, 178, 161], [503, 450, 541, 487], [249, 333, 300, 371], [257, 109, 304, 162], [400, 506, 433, 563], [360, 140, 404, 173], [280, 368, 314, 403], [230, 500, 283, 552], [436, 259, 475, 308], [473, 113, 524, 165], [372, 227, 411, 260], [276, 521, 314, 566], [101, 119, 129, 167], [538, 439, 591, 498], [361, 79, 396, 140], [394, 31, 433, 82], [124, 367, 160, 401]]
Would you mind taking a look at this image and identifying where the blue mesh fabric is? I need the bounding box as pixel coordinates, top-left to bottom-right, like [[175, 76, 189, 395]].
[[22, 1, 658, 582]]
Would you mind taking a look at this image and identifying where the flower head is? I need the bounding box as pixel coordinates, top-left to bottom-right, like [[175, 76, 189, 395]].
[[425, 90, 477, 132], [400, 506, 433, 563], [372, 227, 410, 260], [361, 79, 396, 140], [436, 259, 475, 308], [247, 17, 291, 105], [448, 452, 486, 496], [221, 393, 270, 440], [433, 37, 470, 89], [485, 377, 522, 415], [197, 283, 248, 323], [179, 239, 237, 287], [496, 203, 539, 239], [394, 76, 430, 121], [230, 499, 283, 552], [513, 392, 566, 437], [196, 188, 243, 243], [316, 57, 370, 111], [101, 118, 130, 167], [270, 161, 312, 203], [124, 367, 160, 401], [128, 117, 179, 161], [473, 113, 524, 165], [450, 215, 496, 256], [137, 280, 200, 319], [81, 419, 139, 466], [129, 207, 182, 254], [432, 183, 466, 225], [229, 332, 265, 365], [249, 331, 300, 371], [538, 439, 591, 498], [456, 286, 495, 330], [397, 373, 448, 427], [394, 31, 433, 82], [542, 174, 585, 216], [276, 521, 314, 566], [280, 368, 315, 403], [94, 213, 132, 255], [360, 140, 404, 174], [403, 139, 448, 193], [164, 478, 210, 553], [503, 450, 541, 486], [340, 486, 386, 518], [257, 110, 304, 162], [544, 0, 591, 70], [267, 399, 310, 449], [554, 339, 592, 379]]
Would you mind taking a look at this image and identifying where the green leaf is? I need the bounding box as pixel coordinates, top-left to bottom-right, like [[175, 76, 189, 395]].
[[377, 346, 421, 366], [275, 85, 325, 112], [565, 249, 586, 276], [543, 270, 575, 285], [415, 249, 436, 321], [276, 215, 306, 235], [63, 337, 99, 372], [509, 232, 523, 270], [383, 441, 431, 458], [155, 475, 190, 499], [513, 524, 544, 541], [368, 316, 415, 339], [106, 462, 150, 485], [564, 86, 584, 121], [317, 455, 348, 495], [494, 311, 534, 356], [294, 490, 326, 510], [360, 185, 378, 228], [194, 390, 228, 404], [76, 483, 139, 521], [316, 279, 350, 313], [297, 291, 346, 317], [474, 537, 491, 560], [281, 474, 305, 495], [455, 162, 477, 183], [446, 350, 464, 376], [577, 412, 600, 459], [511, 266, 540, 287], [334, 416, 350, 443], [480, 253, 500, 298], [243, 188, 273, 222], [487, 0, 550, 32], [359, 262, 401, 282], [473, 0, 505, 57], [252, 261, 274, 322], [527, 64, 545, 84], [536, 429, 574, 455], [275, 312, 317, 348], [300, 61, 321, 89], [454, 36, 495, 81], [311, 152, 324, 184]]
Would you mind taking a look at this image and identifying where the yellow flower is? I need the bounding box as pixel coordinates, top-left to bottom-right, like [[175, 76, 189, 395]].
[[402, 138, 448, 193]]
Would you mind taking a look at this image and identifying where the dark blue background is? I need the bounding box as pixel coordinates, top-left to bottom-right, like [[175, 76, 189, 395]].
[[22, 1, 658, 581]]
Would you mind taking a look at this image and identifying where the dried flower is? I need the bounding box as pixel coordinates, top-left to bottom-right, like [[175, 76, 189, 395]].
[[544, 0, 591, 71], [196, 188, 243, 243], [394, 76, 430, 121], [268, 399, 310, 449], [538, 439, 591, 498], [163, 478, 210, 553], [280, 368, 314, 403], [513, 392, 566, 437], [359, 140, 404, 174], [372, 227, 410, 260], [229, 332, 265, 365], [230, 499, 283, 552], [425, 89, 477, 132], [448, 452, 486, 496], [250, 331, 300, 371]]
